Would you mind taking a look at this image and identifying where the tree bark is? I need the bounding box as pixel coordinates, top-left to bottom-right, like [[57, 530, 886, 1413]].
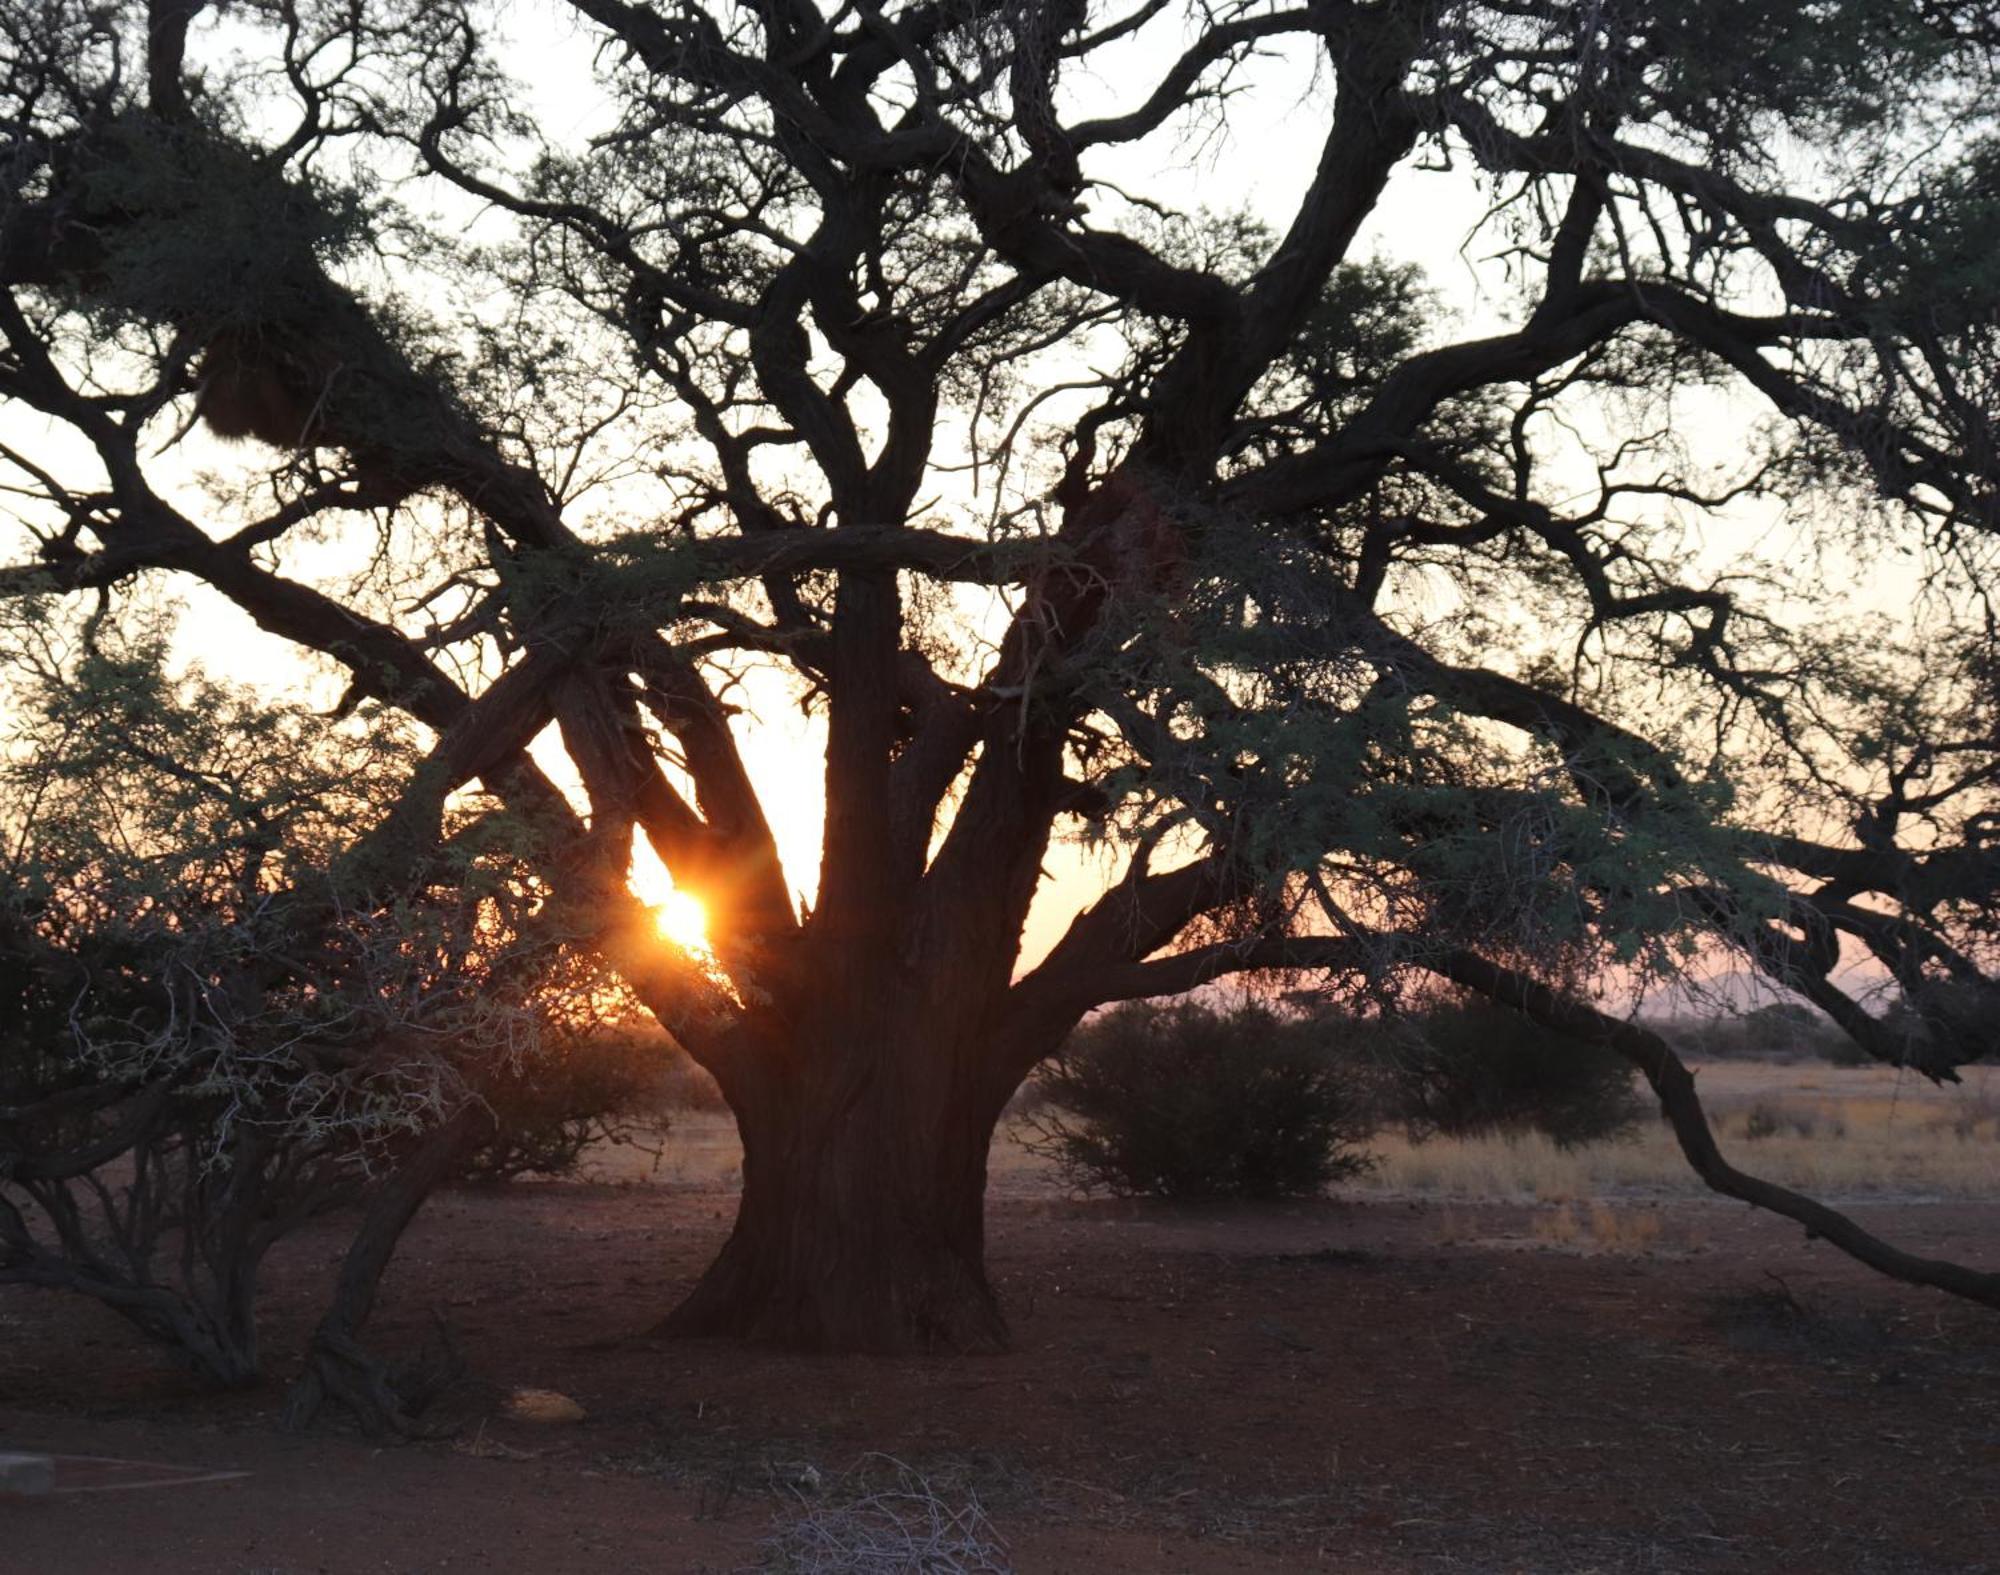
[[282, 1107, 489, 1435], [662, 1030, 1011, 1353]]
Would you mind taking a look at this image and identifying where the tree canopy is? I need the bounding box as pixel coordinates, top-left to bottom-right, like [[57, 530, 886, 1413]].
[[4, 0, 2000, 1361]]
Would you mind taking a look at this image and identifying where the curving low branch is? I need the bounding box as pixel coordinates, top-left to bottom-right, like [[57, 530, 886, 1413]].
[[1429, 947, 2000, 1313]]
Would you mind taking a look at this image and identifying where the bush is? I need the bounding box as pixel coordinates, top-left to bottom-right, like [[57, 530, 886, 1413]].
[[1365, 995, 1647, 1150], [454, 1026, 675, 1183], [1025, 1001, 1374, 1200], [1816, 1032, 1874, 1069], [1666, 1002, 1859, 1065], [0, 627, 651, 1415], [1744, 1103, 1824, 1135]]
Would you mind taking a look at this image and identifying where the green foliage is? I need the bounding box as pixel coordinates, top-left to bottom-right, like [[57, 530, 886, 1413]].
[[2, 610, 417, 911], [67, 115, 368, 334], [1027, 1001, 1375, 1201]]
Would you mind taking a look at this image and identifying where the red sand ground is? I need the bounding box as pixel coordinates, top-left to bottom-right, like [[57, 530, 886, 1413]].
[[3, 1183, 1997, 1573]]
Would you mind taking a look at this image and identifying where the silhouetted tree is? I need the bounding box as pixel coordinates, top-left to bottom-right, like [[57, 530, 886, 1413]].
[[4, 0, 2000, 1372]]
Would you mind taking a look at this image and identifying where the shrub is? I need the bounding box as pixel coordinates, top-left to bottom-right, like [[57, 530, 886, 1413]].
[[0, 626, 649, 1423], [1365, 994, 1647, 1150], [1666, 1002, 1856, 1064], [454, 1026, 674, 1183], [0, 877, 631, 1391], [1817, 1032, 1874, 1069], [1740, 1100, 1821, 1141], [1025, 1001, 1374, 1200]]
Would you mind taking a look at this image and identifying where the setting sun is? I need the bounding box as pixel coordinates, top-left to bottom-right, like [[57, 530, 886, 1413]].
[[627, 831, 713, 953], [653, 888, 709, 952]]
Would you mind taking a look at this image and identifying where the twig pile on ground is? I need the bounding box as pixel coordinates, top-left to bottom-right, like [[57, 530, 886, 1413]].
[[757, 1455, 1012, 1574]]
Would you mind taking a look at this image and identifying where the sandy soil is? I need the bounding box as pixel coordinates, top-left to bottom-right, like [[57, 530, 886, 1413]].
[[4, 1148, 1998, 1575]]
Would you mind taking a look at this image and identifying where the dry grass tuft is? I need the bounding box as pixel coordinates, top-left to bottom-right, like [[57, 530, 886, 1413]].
[[1531, 1201, 1666, 1254], [1434, 1199, 1693, 1256]]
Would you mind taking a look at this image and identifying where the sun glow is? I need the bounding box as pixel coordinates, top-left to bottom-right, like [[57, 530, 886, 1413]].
[[653, 887, 710, 951], [626, 831, 714, 953]]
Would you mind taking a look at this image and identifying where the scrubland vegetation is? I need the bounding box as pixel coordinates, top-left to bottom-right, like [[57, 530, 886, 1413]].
[[599, 1011, 1999, 1211], [1355, 1074, 2000, 1204]]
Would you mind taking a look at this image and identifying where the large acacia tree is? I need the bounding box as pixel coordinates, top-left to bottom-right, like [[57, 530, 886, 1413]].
[[4, 0, 2000, 1356]]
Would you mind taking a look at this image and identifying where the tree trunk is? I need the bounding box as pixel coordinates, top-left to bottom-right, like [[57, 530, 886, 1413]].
[[662, 1035, 1011, 1353], [283, 1107, 488, 1435], [132, 1278, 262, 1391]]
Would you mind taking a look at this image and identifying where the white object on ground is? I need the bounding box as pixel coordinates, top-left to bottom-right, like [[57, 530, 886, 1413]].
[[0, 1453, 56, 1496]]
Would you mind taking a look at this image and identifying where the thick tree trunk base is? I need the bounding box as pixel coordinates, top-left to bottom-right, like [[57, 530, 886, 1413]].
[[661, 1225, 1008, 1355], [660, 1088, 1010, 1354]]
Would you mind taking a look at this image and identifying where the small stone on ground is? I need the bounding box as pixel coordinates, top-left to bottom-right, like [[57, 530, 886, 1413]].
[[503, 1389, 586, 1424]]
